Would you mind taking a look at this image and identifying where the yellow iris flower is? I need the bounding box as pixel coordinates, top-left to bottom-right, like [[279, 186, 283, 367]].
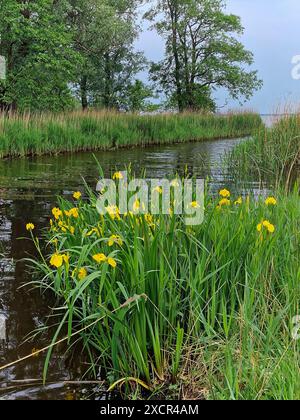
[[257, 220, 275, 234], [52, 207, 62, 220], [219, 189, 230, 198], [153, 186, 163, 194], [105, 205, 121, 220], [265, 197, 277, 206], [112, 172, 123, 180], [50, 253, 69, 268], [50, 254, 63, 268], [93, 253, 107, 263], [190, 201, 200, 208], [107, 257, 117, 268], [78, 268, 87, 280], [93, 253, 117, 268], [108, 235, 123, 247], [73, 191, 82, 200], [219, 198, 231, 206]]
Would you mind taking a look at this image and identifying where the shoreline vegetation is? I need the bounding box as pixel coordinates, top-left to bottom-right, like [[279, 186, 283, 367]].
[[228, 115, 300, 188], [3, 0, 299, 403], [27, 177, 300, 400], [25, 116, 300, 400], [0, 111, 262, 159]]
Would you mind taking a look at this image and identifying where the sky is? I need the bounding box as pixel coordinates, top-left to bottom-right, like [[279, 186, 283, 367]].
[[135, 0, 300, 114]]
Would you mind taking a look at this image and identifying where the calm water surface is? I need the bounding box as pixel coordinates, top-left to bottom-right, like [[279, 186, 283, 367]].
[[0, 138, 262, 400]]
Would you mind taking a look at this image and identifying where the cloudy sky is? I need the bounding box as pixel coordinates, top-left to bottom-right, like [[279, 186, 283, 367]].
[[136, 0, 300, 114]]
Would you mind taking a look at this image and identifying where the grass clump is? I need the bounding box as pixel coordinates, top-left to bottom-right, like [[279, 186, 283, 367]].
[[26, 169, 300, 400], [0, 111, 262, 158], [228, 115, 300, 188]]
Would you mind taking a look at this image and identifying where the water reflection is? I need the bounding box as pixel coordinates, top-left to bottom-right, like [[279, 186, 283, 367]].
[[0, 138, 253, 198]]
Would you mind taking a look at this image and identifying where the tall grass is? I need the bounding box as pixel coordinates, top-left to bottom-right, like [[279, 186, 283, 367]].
[[228, 115, 300, 188], [27, 171, 300, 400], [0, 111, 262, 158]]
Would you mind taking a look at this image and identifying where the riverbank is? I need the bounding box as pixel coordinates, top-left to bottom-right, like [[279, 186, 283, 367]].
[[0, 111, 262, 158], [25, 175, 300, 400], [0, 138, 247, 400], [228, 114, 300, 188]]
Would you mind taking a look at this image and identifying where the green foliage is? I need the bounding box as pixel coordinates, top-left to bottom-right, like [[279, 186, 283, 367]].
[[0, 0, 147, 112], [29, 178, 300, 399], [146, 0, 263, 112], [0, 0, 263, 113], [123, 80, 155, 112], [0, 111, 262, 158], [228, 115, 300, 188], [68, 0, 147, 110], [0, 0, 79, 111], [167, 85, 216, 112]]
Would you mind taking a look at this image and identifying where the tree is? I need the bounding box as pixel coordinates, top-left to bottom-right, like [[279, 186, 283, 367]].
[[146, 0, 262, 112], [0, 0, 145, 112], [98, 0, 146, 110], [0, 0, 78, 112], [67, 0, 116, 110], [123, 79, 155, 112], [68, 0, 145, 110], [166, 84, 216, 112]]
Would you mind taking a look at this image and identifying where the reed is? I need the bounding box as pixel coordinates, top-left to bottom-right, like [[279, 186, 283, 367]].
[[228, 115, 300, 188], [0, 111, 262, 158], [27, 170, 300, 400]]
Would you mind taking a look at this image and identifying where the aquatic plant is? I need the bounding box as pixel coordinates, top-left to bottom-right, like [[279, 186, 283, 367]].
[[26, 169, 300, 399], [0, 111, 262, 158], [228, 114, 300, 189]]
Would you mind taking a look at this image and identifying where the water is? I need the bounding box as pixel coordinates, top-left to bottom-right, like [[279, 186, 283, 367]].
[[0, 137, 257, 400]]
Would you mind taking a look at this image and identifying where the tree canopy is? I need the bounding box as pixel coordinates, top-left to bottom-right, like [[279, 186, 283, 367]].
[[0, 0, 262, 112], [68, 0, 146, 110], [146, 0, 262, 112], [0, 0, 78, 111]]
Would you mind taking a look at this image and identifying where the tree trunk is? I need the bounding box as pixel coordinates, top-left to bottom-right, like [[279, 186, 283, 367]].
[[103, 53, 111, 109], [169, 1, 184, 112], [80, 75, 88, 110], [183, 35, 193, 110]]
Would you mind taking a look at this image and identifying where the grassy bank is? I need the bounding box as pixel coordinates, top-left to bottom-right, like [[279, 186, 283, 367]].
[[0, 111, 262, 158], [26, 173, 300, 400], [228, 115, 300, 188]]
